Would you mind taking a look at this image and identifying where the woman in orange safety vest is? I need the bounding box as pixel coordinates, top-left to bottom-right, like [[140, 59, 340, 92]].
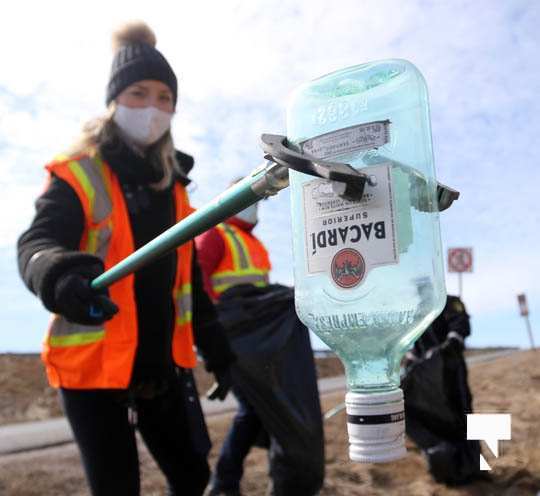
[[17, 21, 234, 496]]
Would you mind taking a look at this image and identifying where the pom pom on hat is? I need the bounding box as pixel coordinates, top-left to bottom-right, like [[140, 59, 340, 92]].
[[111, 20, 157, 53]]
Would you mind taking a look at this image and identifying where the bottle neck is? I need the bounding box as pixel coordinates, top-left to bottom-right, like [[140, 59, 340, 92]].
[[342, 354, 402, 393]]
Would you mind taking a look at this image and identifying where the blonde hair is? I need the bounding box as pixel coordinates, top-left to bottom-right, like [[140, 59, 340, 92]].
[[66, 106, 177, 191]]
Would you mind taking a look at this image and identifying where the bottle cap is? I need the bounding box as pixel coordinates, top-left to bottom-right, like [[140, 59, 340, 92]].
[[345, 388, 406, 463]]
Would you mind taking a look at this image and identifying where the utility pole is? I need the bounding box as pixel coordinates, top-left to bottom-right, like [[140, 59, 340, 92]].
[[517, 293, 535, 349]]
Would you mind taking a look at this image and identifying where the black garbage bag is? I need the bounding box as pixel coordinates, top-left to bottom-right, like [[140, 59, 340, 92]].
[[217, 284, 324, 496], [401, 335, 482, 485]]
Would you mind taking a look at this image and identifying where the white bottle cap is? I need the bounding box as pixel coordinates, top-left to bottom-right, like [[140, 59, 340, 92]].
[[345, 388, 406, 463]]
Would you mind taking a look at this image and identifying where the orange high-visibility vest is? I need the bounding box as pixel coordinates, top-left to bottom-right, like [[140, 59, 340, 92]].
[[41, 154, 197, 389], [210, 223, 271, 298]]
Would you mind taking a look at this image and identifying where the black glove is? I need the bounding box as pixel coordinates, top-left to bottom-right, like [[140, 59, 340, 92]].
[[206, 367, 232, 401], [54, 264, 119, 325], [440, 334, 464, 355]]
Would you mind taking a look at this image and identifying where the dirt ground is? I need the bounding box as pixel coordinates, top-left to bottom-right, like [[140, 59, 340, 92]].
[[1, 350, 539, 495], [0, 349, 506, 426], [0, 354, 344, 426]]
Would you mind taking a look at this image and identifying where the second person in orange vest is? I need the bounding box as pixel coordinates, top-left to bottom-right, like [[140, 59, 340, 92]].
[[196, 200, 271, 302], [196, 199, 270, 496], [17, 21, 234, 496]]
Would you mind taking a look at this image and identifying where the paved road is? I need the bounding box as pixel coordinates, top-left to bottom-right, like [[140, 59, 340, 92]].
[[0, 375, 348, 456], [0, 349, 517, 456]]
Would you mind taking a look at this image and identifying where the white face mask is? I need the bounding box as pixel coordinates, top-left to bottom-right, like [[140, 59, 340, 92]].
[[235, 203, 259, 225], [113, 104, 173, 147]]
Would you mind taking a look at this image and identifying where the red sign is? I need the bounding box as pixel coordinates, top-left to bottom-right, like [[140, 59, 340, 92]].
[[517, 294, 529, 316], [448, 247, 473, 273]]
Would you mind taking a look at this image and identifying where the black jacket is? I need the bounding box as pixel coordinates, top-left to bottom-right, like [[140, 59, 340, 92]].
[[412, 295, 470, 356], [17, 140, 233, 384]]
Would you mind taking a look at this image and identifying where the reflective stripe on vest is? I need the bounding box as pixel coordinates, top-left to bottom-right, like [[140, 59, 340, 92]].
[[175, 282, 193, 326], [69, 156, 113, 258], [42, 154, 196, 389], [211, 223, 270, 295], [48, 156, 112, 347]]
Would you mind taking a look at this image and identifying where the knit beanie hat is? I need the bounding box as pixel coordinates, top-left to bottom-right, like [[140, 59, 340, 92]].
[[106, 21, 177, 106]]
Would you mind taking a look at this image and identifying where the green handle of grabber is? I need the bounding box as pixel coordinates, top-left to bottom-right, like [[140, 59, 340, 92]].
[[90, 169, 265, 291]]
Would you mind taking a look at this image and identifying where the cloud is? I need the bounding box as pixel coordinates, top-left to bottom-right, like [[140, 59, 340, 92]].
[[1, 0, 539, 351]]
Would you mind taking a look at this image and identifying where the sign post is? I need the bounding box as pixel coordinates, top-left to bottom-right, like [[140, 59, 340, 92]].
[[517, 293, 535, 349], [447, 247, 473, 297]]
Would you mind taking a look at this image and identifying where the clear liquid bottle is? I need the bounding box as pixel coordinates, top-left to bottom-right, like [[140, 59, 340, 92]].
[[287, 59, 446, 462]]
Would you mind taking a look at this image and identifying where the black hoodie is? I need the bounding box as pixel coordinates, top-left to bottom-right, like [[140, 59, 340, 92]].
[[17, 141, 233, 384]]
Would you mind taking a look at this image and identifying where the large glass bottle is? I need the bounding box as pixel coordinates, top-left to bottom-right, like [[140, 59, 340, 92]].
[[287, 59, 446, 462]]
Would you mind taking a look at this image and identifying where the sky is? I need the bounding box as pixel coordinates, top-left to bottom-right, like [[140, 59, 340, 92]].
[[0, 0, 539, 352]]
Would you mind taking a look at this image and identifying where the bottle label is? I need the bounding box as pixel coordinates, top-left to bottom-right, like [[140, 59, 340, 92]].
[[302, 163, 398, 288], [302, 120, 390, 159]]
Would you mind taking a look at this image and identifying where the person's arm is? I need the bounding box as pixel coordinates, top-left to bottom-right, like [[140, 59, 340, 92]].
[[191, 252, 235, 369], [18, 176, 86, 304], [191, 252, 235, 399], [194, 227, 225, 301], [17, 175, 117, 322], [445, 296, 471, 341]]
